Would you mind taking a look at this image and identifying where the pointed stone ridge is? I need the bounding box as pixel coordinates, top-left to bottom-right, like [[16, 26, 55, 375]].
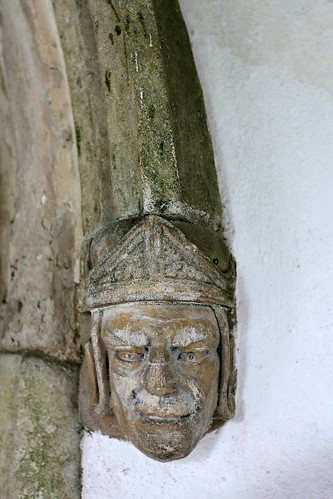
[[63, 0, 223, 230], [84, 216, 234, 311]]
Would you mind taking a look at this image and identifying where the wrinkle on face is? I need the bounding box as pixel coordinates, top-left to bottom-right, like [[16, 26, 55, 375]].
[[100, 302, 221, 461]]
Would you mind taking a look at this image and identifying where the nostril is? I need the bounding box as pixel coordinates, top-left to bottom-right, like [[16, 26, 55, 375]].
[[131, 390, 138, 401], [194, 401, 200, 413]]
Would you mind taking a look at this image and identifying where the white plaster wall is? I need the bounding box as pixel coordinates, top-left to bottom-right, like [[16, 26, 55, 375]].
[[82, 1, 333, 497]]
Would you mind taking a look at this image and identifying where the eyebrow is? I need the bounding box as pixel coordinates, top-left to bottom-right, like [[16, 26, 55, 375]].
[[171, 327, 218, 348], [103, 327, 149, 347]]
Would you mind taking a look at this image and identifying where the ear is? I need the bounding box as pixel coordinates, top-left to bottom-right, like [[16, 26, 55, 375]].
[[214, 307, 236, 420], [89, 310, 110, 415]]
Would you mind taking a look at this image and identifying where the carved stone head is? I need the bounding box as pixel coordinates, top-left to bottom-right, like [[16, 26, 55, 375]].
[[80, 216, 235, 461]]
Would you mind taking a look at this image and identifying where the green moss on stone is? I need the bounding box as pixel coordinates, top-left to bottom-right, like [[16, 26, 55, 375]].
[[74, 121, 81, 157], [0, 354, 80, 498], [105, 70, 111, 93], [105, 0, 120, 23]]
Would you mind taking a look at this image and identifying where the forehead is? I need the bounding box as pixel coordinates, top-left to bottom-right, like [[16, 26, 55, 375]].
[[101, 303, 219, 342]]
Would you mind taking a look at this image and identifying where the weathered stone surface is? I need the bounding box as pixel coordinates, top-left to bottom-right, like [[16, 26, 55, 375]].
[[0, 353, 81, 498], [79, 216, 236, 461], [51, 0, 117, 235], [0, 0, 82, 361], [53, 0, 222, 230], [84, 216, 235, 311]]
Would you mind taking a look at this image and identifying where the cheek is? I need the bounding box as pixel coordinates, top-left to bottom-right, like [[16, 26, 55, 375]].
[[109, 356, 144, 404], [180, 355, 220, 397]]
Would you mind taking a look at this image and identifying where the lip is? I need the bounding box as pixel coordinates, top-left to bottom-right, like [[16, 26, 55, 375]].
[[139, 413, 193, 424]]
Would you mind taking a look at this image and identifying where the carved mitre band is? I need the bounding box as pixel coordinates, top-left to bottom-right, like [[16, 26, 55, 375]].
[[83, 215, 234, 311]]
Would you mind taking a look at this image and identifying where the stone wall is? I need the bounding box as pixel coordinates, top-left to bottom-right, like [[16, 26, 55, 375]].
[[0, 1, 82, 496]]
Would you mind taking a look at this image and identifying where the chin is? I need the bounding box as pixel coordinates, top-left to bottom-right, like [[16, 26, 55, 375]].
[[124, 412, 206, 462], [132, 432, 197, 462]]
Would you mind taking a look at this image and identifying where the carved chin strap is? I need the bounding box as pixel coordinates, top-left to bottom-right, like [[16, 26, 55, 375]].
[[88, 311, 107, 415], [83, 215, 234, 311]]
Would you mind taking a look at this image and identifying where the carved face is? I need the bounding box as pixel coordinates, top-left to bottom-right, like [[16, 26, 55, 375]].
[[101, 302, 220, 461]]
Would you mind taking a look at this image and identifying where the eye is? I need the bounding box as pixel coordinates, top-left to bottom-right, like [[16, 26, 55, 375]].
[[116, 351, 145, 362], [177, 351, 209, 363]]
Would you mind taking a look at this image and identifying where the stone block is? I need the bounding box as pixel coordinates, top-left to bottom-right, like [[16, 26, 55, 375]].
[[0, 353, 81, 498]]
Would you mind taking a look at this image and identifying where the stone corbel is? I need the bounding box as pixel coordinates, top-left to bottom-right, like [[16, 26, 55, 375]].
[[66, 0, 238, 461]]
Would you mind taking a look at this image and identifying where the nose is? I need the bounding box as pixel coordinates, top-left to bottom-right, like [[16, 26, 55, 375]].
[[144, 362, 178, 397]]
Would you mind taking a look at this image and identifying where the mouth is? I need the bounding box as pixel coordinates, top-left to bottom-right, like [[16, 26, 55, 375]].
[[139, 413, 193, 424]]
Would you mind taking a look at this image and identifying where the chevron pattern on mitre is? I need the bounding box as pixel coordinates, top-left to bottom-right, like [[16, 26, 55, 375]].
[[160, 221, 227, 290], [85, 216, 232, 309], [88, 222, 147, 291]]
